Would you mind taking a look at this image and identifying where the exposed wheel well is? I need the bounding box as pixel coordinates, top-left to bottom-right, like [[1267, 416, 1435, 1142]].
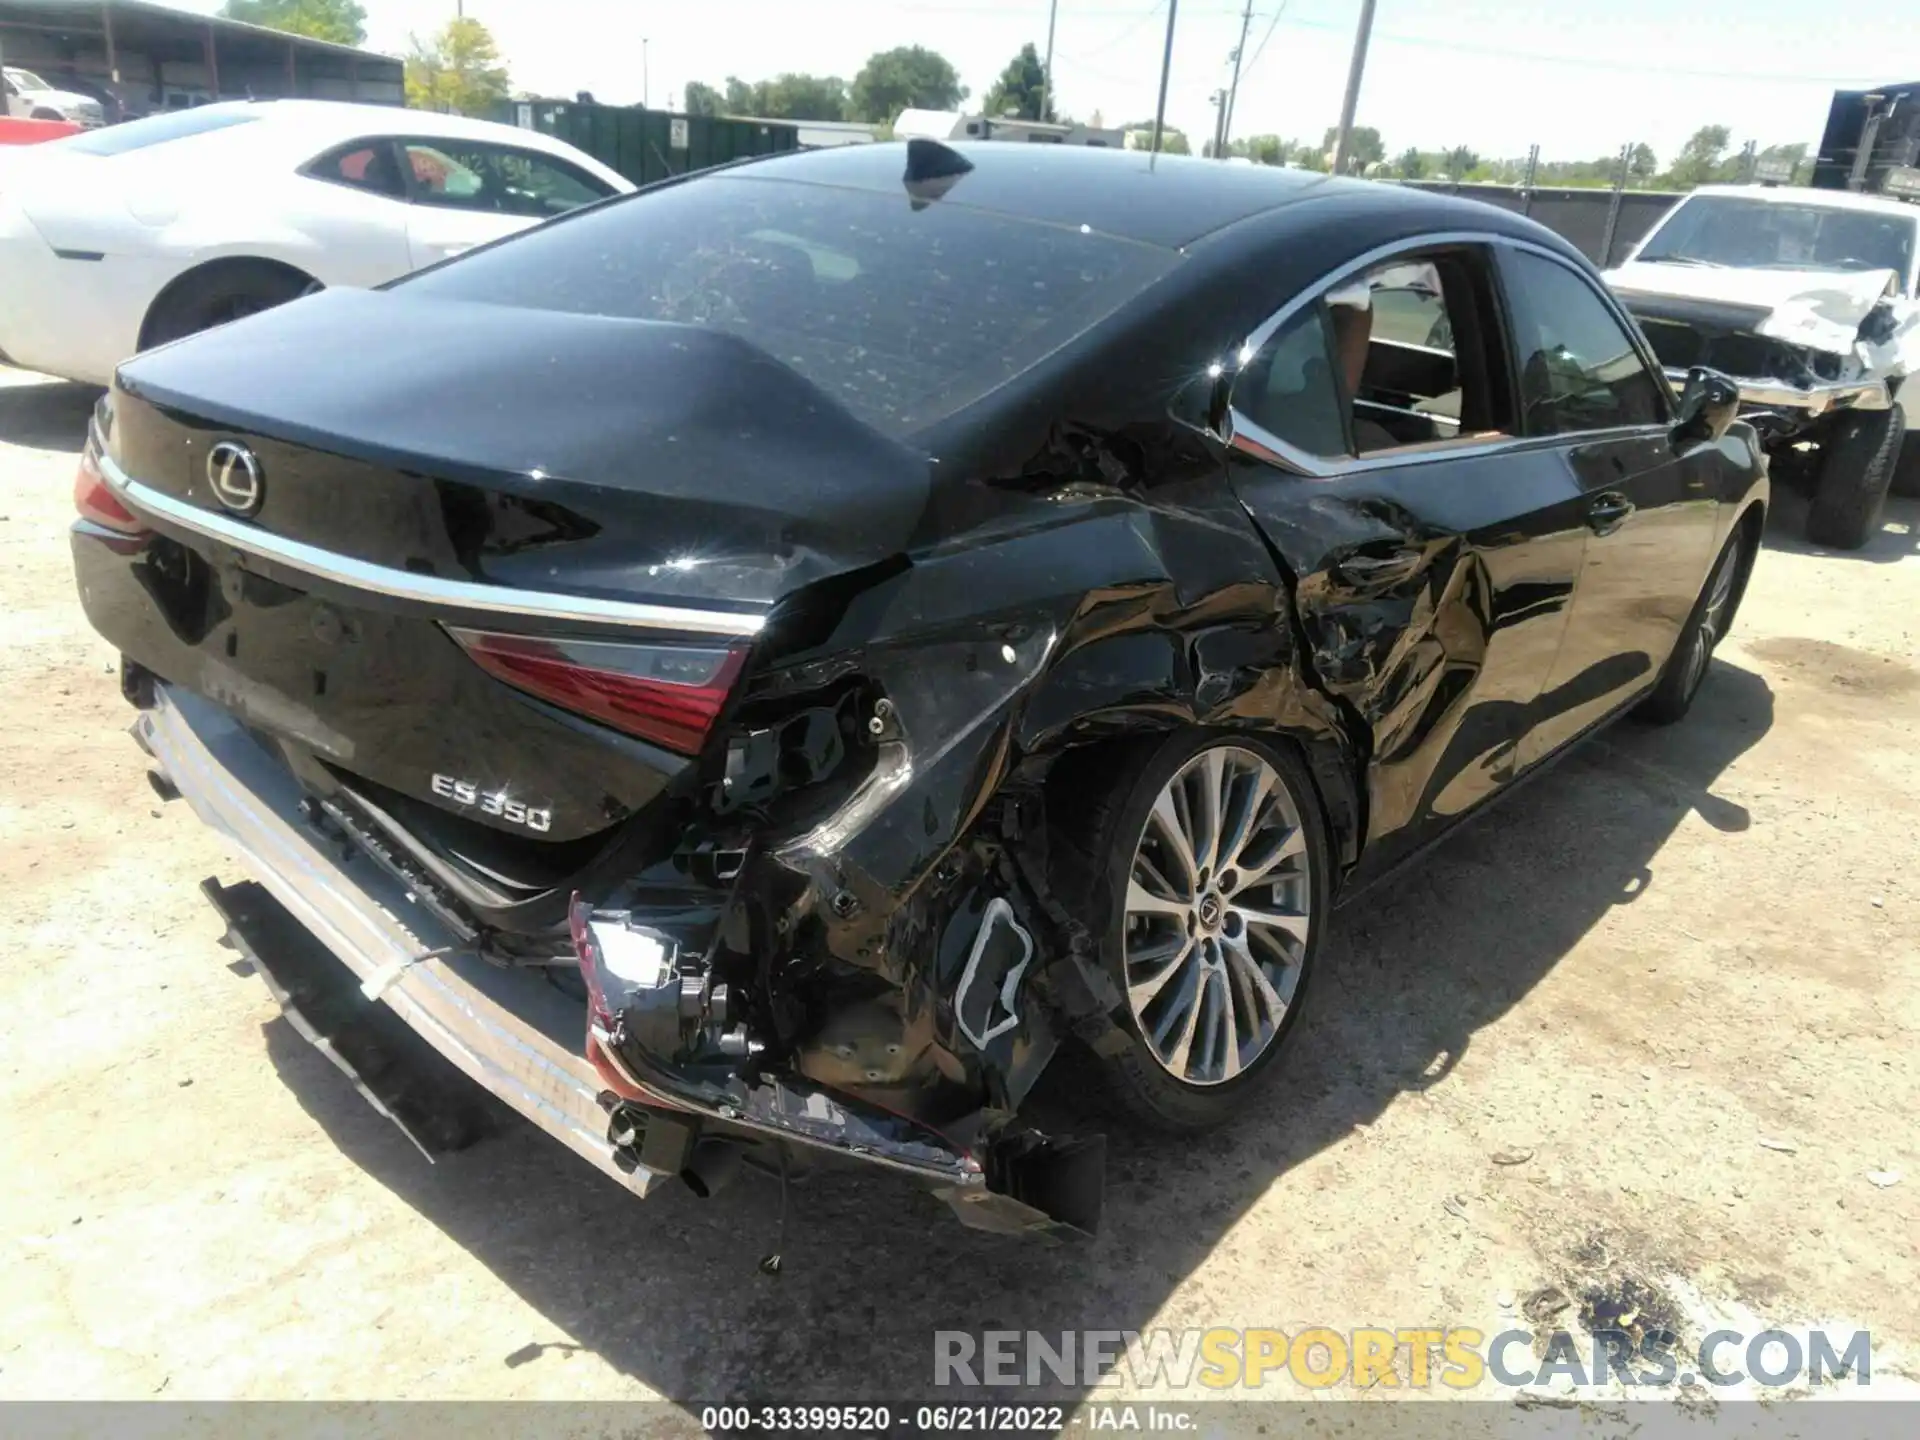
[[138, 256, 319, 351]]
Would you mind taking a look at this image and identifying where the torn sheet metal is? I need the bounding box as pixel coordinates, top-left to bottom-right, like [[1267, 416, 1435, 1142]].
[[1609, 259, 1920, 398], [1608, 260, 1902, 354]]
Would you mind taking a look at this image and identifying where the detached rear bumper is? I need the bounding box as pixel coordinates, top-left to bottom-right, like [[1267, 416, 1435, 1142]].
[[140, 682, 676, 1198], [139, 683, 1106, 1237], [1664, 365, 1894, 417]]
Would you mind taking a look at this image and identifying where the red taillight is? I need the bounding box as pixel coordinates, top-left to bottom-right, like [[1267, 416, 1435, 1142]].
[[73, 449, 148, 537], [448, 626, 746, 756]]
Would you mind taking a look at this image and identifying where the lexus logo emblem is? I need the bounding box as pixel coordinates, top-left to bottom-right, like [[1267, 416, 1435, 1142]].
[[206, 441, 263, 516]]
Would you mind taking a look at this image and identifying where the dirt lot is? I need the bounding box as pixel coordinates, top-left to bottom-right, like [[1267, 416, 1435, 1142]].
[[2, 365, 1917, 1414]]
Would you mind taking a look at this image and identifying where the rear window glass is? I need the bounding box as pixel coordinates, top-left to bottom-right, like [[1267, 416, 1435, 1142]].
[[398, 174, 1177, 435], [55, 107, 259, 156]]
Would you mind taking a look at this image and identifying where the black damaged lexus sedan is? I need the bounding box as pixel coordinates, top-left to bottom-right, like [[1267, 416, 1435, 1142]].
[[72, 140, 1766, 1237]]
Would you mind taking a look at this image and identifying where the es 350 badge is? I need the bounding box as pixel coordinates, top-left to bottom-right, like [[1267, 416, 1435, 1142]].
[[431, 773, 553, 833]]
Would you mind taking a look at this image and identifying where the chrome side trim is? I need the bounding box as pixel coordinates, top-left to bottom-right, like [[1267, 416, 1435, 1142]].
[[1224, 230, 1679, 481], [141, 685, 671, 1199], [96, 448, 766, 639], [1661, 366, 1892, 416]]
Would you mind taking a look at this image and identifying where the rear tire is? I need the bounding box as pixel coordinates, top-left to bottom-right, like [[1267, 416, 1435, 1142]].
[[1635, 521, 1753, 726], [1051, 730, 1330, 1135], [1891, 431, 1920, 500], [1806, 406, 1905, 550], [142, 262, 316, 350]]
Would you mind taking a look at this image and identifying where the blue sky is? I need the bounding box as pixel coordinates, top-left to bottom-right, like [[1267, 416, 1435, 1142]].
[[182, 0, 1920, 167]]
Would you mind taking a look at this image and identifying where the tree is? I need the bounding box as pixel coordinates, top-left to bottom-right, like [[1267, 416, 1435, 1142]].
[[848, 46, 966, 124], [1667, 124, 1730, 189], [1443, 145, 1479, 179], [683, 80, 724, 116], [405, 18, 510, 117], [983, 42, 1052, 122], [754, 74, 849, 121], [221, 0, 365, 46], [1628, 143, 1657, 184], [1756, 141, 1809, 183], [1396, 146, 1426, 179], [1240, 134, 1287, 166], [701, 74, 848, 121], [1321, 124, 1383, 172]]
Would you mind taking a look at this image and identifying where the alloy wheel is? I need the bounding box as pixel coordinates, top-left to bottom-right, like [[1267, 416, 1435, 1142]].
[[1684, 542, 1741, 699], [1123, 745, 1313, 1087]]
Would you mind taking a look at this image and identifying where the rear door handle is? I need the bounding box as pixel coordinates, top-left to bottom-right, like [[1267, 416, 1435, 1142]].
[[1333, 547, 1424, 587], [1586, 492, 1634, 535]]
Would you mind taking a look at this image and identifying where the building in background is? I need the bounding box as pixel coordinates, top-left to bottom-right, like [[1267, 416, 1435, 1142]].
[[894, 107, 1123, 148], [720, 115, 877, 148], [0, 0, 401, 121]]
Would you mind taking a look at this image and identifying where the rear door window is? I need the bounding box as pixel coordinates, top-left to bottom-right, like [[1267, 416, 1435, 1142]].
[[400, 140, 615, 218], [1233, 245, 1517, 461], [399, 174, 1178, 436], [1232, 307, 1350, 458], [304, 139, 407, 199]]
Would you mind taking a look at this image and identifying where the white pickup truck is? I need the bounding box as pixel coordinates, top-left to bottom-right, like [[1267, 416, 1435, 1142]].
[[1606, 183, 1918, 550], [3, 66, 106, 127]]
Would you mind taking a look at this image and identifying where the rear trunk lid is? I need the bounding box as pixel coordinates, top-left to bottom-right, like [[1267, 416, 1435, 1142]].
[[97, 287, 931, 850]]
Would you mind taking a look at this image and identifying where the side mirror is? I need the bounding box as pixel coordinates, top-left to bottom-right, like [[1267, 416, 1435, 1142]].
[[1670, 366, 1741, 448]]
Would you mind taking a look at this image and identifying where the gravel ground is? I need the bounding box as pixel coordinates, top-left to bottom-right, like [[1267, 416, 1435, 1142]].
[[1, 366, 1916, 1417]]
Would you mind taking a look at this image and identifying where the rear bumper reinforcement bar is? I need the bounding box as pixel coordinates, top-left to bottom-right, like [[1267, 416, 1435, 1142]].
[[140, 683, 675, 1198]]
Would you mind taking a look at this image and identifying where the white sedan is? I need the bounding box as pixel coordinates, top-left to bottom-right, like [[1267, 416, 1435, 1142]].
[[0, 100, 632, 385]]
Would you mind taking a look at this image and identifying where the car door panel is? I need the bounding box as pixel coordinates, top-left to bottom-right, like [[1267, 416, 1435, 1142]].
[[287, 175, 415, 288], [1520, 432, 1719, 762], [1228, 446, 1590, 884], [405, 207, 528, 268], [1491, 246, 1722, 765]]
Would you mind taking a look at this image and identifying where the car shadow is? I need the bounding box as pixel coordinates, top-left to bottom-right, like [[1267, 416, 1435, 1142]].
[[0, 375, 98, 453], [1759, 472, 1920, 565], [257, 658, 1774, 1407]]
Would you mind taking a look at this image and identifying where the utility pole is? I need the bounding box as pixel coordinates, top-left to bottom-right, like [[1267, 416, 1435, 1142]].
[[1600, 141, 1632, 266], [642, 38, 649, 108], [1150, 0, 1179, 156], [1220, 0, 1254, 158], [1040, 0, 1059, 124], [1210, 90, 1227, 158], [1329, 0, 1378, 175]]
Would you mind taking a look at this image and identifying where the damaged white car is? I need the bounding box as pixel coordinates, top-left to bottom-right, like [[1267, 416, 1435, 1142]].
[[1607, 183, 1918, 549]]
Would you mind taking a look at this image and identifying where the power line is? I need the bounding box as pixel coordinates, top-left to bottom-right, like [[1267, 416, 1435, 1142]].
[[1067, 0, 1168, 60], [1268, 15, 1895, 85], [1241, 1, 1288, 77]]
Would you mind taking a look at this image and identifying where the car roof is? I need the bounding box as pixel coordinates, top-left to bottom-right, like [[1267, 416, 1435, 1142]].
[[1683, 184, 1919, 219], [729, 142, 1346, 249], [230, 99, 574, 149], [91, 99, 575, 155], [96, 99, 631, 189]]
